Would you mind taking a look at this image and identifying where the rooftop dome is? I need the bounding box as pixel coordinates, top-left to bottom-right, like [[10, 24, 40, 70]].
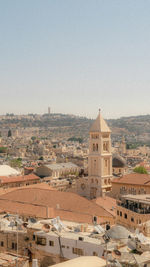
[[107, 225, 130, 240], [112, 154, 126, 168]]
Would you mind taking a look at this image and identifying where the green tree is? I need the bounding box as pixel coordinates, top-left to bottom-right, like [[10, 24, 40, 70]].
[[133, 166, 148, 174], [8, 129, 12, 137], [10, 158, 22, 168], [0, 147, 7, 153]]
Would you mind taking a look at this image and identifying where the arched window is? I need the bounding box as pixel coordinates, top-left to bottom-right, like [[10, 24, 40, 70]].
[[96, 144, 98, 151]]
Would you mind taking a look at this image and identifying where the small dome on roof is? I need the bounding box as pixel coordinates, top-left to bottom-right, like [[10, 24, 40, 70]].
[[112, 154, 126, 168], [107, 225, 130, 240]]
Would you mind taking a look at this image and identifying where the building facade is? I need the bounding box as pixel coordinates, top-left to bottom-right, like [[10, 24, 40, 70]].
[[77, 111, 112, 198]]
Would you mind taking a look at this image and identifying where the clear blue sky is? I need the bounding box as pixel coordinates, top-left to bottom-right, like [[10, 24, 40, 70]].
[[0, 0, 150, 119]]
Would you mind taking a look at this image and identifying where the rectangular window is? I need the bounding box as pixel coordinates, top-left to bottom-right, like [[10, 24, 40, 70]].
[[1, 241, 4, 247], [49, 240, 54, 247], [72, 248, 84, 256], [36, 237, 46, 246], [12, 242, 17, 250]]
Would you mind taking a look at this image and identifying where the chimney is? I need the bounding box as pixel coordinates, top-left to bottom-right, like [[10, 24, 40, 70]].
[[32, 259, 39, 267]]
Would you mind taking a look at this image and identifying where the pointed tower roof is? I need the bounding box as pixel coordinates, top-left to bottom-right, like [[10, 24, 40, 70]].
[[90, 110, 111, 133]]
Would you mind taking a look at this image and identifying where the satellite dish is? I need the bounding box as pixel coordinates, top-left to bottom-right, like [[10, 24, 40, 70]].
[[28, 218, 37, 224]]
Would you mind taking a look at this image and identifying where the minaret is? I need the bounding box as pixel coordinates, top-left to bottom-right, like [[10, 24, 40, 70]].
[[121, 136, 126, 154], [88, 110, 112, 198]]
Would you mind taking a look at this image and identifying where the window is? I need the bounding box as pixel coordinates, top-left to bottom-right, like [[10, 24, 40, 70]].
[[124, 213, 127, 219], [93, 252, 98, 256], [72, 248, 84, 256], [117, 210, 119, 216], [36, 237, 46, 246], [93, 216, 97, 223], [49, 240, 54, 247], [96, 144, 98, 151], [1, 241, 4, 247], [33, 235, 35, 240], [120, 211, 122, 217], [12, 242, 17, 250], [131, 217, 134, 222], [103, 142, 109, 152], [67, 246, 69, 249]]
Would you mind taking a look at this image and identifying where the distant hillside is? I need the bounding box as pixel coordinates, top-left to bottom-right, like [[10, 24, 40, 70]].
[[107, 115, 150, 135], [1, 113, 150, 143]]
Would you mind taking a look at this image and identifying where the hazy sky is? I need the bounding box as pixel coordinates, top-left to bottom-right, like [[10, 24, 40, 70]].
[[0, 0, 150, 119]]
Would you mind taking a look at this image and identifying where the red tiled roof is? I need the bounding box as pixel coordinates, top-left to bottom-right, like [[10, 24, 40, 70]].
[[92, 196, 116, 217], [0, 187, 113, 223], [0, 174, 40, 184], [112, 173, 150, 186]]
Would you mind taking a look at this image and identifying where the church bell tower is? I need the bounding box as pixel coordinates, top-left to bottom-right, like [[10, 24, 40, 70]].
[[88, 110, 112, 198]]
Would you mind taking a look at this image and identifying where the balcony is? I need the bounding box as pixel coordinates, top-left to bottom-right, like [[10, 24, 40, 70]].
[[117, 201, 150, 215]]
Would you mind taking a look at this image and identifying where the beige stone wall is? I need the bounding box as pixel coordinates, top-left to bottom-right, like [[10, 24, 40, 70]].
[[116, 205, 150, 230], [0, 231, 28, 255], [1, 179, 39, 189], [111, 182, 150, 199]]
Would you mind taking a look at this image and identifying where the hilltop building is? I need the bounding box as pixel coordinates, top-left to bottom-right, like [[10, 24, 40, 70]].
[[77, 111, 112, 198]]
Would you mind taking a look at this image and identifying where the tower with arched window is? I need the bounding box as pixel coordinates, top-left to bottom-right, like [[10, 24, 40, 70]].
[[88, 110, 112, 198]]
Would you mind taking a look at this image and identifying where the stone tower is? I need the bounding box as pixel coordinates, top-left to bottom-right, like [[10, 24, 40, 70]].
[[88, 110, 112, 198]]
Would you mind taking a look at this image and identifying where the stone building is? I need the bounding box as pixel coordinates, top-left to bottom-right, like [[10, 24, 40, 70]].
[[0, 174, 40, 189], [111, 173, 150, 199], [77, 111, 112, 199], [116, 194, 150, 231], [36, 162, 79, 179]]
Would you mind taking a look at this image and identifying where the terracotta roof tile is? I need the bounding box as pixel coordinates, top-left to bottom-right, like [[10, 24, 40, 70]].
[[112, 173, 150, 186], [0, 187, 113, 223], [93, 196, 116, 217], [0, 174, 40, 184]]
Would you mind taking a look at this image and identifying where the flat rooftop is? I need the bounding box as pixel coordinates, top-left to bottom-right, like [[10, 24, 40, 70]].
[[36, 229, 104, 245], [121, 194, 150, 204]]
